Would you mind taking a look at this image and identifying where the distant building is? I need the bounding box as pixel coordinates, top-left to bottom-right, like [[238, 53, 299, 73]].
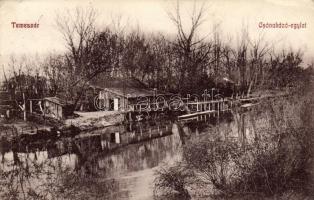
[[43, 97, 73, 120], [88, 77, 170, 111]]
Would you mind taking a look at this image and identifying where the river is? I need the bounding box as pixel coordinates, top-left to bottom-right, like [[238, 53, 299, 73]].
[[0, 98, 304, 199]]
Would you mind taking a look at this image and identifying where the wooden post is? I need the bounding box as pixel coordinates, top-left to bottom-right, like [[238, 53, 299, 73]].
[[22, 93, 26, 121], [217, 102, 220, 117], [128, 112, 132, 122], [6, 109, 10, 119], [30, 100, 33, 114], [140, 126, 143, 136]]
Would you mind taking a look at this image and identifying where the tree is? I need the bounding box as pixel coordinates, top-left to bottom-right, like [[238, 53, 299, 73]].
[[168, 1, 211, 93], [246, 33, 270, 95], [3, 55, 48, 120], [55, 8, 119, 110]]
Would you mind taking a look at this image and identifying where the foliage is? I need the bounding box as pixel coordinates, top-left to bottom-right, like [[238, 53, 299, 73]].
[[2, 5, 312, 113], [154, 163, 192, 199], [154, 95, 313, 199]]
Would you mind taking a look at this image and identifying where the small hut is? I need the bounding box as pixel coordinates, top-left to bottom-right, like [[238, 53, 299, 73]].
[[43, 97, 73, 120]]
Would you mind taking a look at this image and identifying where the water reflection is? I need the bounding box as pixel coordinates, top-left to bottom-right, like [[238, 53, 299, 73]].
[[0, 108, 278, 199]]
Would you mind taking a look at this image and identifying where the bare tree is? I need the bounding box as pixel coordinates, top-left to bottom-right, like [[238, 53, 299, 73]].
[[167, 1, 211, 93], [2, 55, 48, 120], [246, 33, 271, 95], [55, 8, 118, 110], [168, 1, 207, 56], [55, 7, 97, 79]]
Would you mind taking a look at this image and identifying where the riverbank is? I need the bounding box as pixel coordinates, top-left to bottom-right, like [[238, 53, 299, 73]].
[[65, 111, 126, 130], [0, 87, 311, 200], [0, 89, 294, 140], [0, 111, 126, 140]]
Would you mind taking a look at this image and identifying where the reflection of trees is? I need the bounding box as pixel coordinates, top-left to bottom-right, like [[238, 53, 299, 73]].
[[0, 149, 118, 199], [0, 121, 182, 198], [72, 135, 103, 176], [97, 133, 182, 175]]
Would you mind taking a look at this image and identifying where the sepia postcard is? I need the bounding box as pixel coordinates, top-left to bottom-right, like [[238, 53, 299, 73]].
[[0, 0, 313, 199]]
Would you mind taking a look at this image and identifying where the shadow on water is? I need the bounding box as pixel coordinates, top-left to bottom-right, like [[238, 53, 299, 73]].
[[0, 109, 273, 199]]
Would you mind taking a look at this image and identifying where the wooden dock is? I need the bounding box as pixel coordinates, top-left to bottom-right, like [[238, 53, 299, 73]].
[[185, 99, 230, 112], [178, 99, 231, 121], [128, 98, 231, 113], [127, 94, 267, 122]]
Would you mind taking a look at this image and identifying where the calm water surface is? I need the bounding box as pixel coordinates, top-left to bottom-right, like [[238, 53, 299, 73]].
[[0, 108, 281, 199]]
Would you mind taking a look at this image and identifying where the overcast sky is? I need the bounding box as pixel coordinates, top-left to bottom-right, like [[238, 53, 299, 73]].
[[0, 0, 313, 76]]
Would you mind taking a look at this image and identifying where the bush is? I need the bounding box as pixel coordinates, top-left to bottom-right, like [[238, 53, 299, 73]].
[[155, 128, 311, 199], [154, 163, 193, 199], [154, 95, 313, 199], [183, 138, 241, 193], [232, 129, 310, 196]]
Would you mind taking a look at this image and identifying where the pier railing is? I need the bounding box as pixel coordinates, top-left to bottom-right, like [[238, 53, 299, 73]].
[[128, 92, 232, 114]]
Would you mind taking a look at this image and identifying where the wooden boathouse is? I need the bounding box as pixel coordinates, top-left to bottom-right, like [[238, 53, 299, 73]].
[[88, 77, 171, 111]]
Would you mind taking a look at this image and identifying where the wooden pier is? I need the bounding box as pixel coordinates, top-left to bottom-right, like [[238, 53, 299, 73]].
[[177, 99, 231, 121], [178, 110, 216, 119], [185, 99, 230, 112], [126, 94, 267, 122], [128, 97, 231, 113]]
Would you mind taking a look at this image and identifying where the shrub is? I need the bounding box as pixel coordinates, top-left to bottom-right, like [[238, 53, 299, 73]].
[[183, 138, 241, 193], [154, 163, 193, 199], [155, 128, 311, 199], [154, 95, 313, 199], [232, 128, 311, 196]]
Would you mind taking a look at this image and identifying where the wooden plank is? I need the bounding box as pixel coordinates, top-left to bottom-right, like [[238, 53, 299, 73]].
[[178, 110, 216, 119], [186, 99, 228, 105], [240, 103, 260, 108], [179, 116, 198, 121]]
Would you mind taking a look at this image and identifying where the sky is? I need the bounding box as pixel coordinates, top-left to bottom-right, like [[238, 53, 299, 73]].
[[0, 0, 314, 80]]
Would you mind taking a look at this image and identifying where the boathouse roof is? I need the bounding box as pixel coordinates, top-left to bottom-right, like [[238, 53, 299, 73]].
[[103, 87, 157, 98], [89, 77, 171, 98], [89, 77, 148, 89]]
